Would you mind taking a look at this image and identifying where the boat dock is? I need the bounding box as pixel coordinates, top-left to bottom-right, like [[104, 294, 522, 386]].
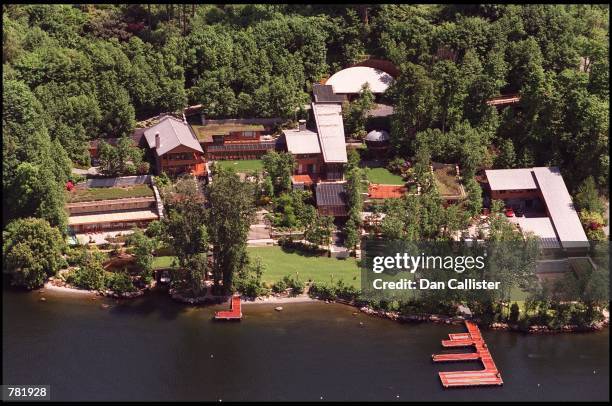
[[214, 295, 242, 320], [432, 320, 503, 388]]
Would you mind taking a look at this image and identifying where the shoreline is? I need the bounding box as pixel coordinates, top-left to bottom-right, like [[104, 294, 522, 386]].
[[241, 295, 318, 305], [43, 282, 97, 296], [37, 283, 609, 334]]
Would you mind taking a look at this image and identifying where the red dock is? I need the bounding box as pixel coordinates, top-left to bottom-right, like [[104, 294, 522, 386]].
[[432, 321, 503, 388], [214, 295, 242, 320]]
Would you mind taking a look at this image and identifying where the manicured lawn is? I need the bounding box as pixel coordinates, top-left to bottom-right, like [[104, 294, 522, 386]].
[[151, 248, 361, 286], [67, 184, 154, 203], [152, 256, 177, 269], [365, 167, 404, 185], [216, 160, 264, 173], [248, 246, 361, 287]]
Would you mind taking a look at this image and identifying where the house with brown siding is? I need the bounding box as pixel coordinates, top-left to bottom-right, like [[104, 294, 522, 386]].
[[192, 118, 281, 160], [143, 116, 206, 177]]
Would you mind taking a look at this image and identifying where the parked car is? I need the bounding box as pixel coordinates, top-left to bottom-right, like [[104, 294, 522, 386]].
[[160, 271, 171, 284], [505, 207, 515, 217]]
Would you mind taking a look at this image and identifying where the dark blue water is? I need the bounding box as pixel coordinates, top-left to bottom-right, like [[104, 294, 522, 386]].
[[2, 289, 609, 401]]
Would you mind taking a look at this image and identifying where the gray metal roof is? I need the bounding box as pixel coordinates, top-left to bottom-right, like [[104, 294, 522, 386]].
[[144, 116, 203, 156], [485, 168, 538, 191], [312, 84, 346, 103], [312, 102, 347, 163], [366, 129, 390, 142], [509, 216, 560, 249], [488, 166, 589, 249], [532, 167, 589, 248], [283, 128, 321, 155]]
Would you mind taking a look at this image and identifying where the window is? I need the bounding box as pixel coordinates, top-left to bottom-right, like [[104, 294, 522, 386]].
[[242, 131, 256, 138]]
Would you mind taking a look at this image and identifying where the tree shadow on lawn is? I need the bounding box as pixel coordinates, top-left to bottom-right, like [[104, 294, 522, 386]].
[[279, 244, 330, 258]]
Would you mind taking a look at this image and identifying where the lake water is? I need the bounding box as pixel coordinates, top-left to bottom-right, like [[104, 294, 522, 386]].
[[2, 289, 609, 401]]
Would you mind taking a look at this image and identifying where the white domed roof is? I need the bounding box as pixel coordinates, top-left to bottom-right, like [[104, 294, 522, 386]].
[[366, 130, 390, 142], [326, 66, 393, 94]]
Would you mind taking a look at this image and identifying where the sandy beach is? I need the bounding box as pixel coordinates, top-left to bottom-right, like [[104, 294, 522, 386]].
[[43, 282, 97, 296], [241, 295, 318, 305]]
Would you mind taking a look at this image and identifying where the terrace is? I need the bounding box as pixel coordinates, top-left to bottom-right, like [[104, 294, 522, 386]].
[[192, 123, 265, 142]]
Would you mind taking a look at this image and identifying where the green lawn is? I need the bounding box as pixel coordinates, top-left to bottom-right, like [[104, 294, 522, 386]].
[[152, 256, 177, 269], [216, 160, 264, 173], [248, 246, 361, 287], [365, 167, 404, 185], [151, 248, 361, 287], [67, 184, 154, 203]]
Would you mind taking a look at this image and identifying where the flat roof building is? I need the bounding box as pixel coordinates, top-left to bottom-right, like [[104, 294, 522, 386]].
[[485, 167, 588, 250]]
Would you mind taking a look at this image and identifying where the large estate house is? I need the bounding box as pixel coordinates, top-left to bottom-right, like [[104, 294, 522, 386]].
[[141, 115, 207, 177], [485, 166, 589, 251], [192, 118, 280, 160]]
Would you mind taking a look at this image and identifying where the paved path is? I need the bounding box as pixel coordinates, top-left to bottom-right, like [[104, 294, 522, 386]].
[[71, 166, 100, 176]]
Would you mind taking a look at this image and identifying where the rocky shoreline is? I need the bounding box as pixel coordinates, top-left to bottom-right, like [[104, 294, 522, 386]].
[[45, 277, 151, 299], [354, 302, 609, 334], [41, 281, 609, 334]]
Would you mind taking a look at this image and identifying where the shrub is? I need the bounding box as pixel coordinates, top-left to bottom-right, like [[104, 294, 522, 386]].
[[308, 282, 337, 301], [387, 157, 407, 174], [64, 248, 108, 291], [105, 270, 135, 294], [236, 277, 269, 298], [233, 258, 269, 298], [137, 162, 150, 175], [272, 278, 288, 293], [66, 263, 105, 291], [284, 275, 305, 295]]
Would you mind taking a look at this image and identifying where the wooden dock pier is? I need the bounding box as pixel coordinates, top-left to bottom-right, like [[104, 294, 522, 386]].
[[432, 320, 503, 388], [214, 295, 242, 320]]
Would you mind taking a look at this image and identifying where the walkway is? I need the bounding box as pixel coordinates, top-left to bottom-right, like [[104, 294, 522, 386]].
[[432, 320, 503, 388]]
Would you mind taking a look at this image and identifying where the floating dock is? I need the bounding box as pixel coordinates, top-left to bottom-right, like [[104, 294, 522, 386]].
[[214, 295, 242, 320], [432, 321, 503, 388]]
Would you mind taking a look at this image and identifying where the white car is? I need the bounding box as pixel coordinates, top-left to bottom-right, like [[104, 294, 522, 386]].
[[160, 271, 171, 284]]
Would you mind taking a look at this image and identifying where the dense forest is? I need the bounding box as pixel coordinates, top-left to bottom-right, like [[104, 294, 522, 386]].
[[2, 4, 609, 234]]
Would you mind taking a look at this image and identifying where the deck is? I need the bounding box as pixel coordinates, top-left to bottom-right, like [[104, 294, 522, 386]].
[[433, 321, 503, 388], [214, 295, 242, 321]]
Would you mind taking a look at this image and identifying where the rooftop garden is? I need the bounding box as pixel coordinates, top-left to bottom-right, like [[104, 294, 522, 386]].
[[192, 123, 265, 141], [67, 184, 154, 203]]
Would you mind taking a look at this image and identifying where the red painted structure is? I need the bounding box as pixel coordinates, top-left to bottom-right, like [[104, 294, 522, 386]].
[[432, 321, 503, 388], [486, 94, 521, 107], [214, 295, 242, 320]]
